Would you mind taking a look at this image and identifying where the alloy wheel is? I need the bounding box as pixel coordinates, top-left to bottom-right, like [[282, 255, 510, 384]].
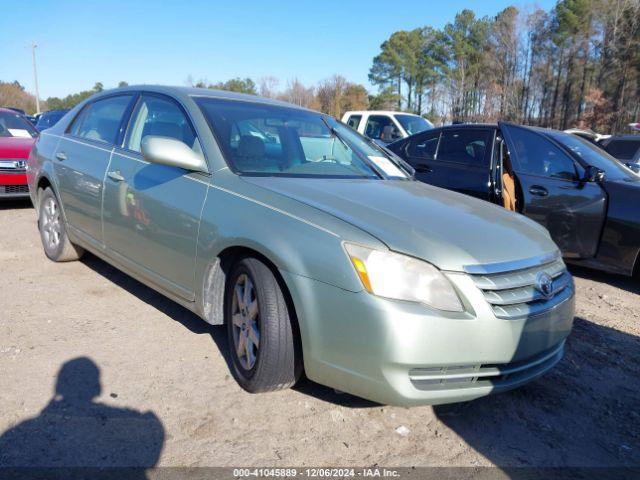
[[231, 273, 260, 370], [41, 197, 62, 250]]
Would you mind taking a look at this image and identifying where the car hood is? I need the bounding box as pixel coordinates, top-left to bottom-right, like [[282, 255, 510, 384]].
[[242, 177, 558, 272], [0, 137, 36, 159]]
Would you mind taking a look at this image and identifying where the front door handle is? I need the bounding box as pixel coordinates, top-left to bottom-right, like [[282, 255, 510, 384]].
[[55, 152, 67, 161], [107, 170, 124, 182], [529, 185, 549, 197]]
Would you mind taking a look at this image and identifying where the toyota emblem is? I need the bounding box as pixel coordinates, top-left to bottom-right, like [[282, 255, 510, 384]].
[[536, 272, 554, 299]]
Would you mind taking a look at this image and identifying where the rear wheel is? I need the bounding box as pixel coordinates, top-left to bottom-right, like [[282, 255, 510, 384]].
[[225, 257, 301, 392], [38, 187, 84, 262]]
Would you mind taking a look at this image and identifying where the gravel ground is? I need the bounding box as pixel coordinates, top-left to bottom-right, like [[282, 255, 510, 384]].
[[0, 199, 638, 471]]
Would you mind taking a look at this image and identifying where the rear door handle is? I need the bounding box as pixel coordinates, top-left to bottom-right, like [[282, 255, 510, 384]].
[[107, 170, 124, 182], [529, 185, 548, 197], [55, 152, 67, 161]]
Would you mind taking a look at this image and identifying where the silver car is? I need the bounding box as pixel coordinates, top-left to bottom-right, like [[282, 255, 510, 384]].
[[27, 86, 575, 406]]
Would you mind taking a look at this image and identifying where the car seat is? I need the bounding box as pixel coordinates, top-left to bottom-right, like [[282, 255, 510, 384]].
[[502, 150, 517, 212], [235, 135, 266, 171]]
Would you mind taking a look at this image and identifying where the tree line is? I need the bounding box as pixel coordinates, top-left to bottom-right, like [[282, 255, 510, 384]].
[[185, 75, 370, 118], [369, 0, 640, 133], [0, 81, 129, 114], [1, 76, 371, 120]]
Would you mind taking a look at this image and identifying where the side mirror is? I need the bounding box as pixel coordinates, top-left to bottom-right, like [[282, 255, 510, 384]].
[[141, 136, 208, 173], [584, 165, 605, 183]]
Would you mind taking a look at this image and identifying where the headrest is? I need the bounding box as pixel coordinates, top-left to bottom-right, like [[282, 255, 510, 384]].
[[97, 118, 120, 141], [238, 135, 266, 158], [381, 125, 394, 140], [143, 121, 182, 140]]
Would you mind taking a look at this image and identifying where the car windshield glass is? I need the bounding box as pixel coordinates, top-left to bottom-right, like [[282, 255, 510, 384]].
[[395, 114, 432, 135], [0, 111, 38, 138], [196, 97, 409, 179], [605, 139, 640, 160], [36, 110, 68, 129], [547, 131, 639, 182]]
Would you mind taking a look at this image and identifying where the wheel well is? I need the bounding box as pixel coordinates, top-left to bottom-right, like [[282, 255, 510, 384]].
[[203, 246, 297, 325], [203, 245, 304, 366], [34, 177, 53, 215], [37, 176, 52, 195]]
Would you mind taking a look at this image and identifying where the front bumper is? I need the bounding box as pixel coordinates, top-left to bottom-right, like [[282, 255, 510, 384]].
[[282, 269, 575, 406], [0, 172, 29, 198]]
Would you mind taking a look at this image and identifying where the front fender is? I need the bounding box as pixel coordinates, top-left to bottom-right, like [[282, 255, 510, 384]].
[[193, 178, 382, 321]]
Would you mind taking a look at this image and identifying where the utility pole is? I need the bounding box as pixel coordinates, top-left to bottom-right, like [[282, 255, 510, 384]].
[[31, 43, 41, 114]]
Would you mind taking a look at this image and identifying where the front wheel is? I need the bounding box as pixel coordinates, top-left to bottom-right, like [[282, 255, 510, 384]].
[[38, 187, 84, 262], [225, 257, 301, 392]]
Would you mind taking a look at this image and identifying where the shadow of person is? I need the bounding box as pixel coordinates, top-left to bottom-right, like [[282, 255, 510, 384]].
[[0, 358, 164, 478]]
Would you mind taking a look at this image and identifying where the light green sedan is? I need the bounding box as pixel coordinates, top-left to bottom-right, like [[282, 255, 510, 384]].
[[27, 86, 575, 406]]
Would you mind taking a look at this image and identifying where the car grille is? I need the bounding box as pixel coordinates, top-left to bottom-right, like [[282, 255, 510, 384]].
[[0, 159, 27, 173], [467, 254, 573, 320], [0, 185, 29, 194], [409, 341, 564, 391]]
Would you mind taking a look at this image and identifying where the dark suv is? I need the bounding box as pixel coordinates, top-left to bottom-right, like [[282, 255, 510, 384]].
[[388, 122, 640, 276]]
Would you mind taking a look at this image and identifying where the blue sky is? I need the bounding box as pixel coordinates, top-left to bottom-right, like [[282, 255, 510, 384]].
[[1, 0, 556, 99]]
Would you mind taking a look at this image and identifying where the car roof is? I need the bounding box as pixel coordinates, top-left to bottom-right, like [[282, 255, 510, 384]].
[[95, 85, 313, 112], [344, 110, 422, 117], [41, 109, 69, 115], [0, 107, 22, 114], [432, 122, 498, 130]]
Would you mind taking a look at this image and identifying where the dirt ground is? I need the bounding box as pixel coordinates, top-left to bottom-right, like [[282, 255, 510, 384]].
[[0, 199, 638, 471]]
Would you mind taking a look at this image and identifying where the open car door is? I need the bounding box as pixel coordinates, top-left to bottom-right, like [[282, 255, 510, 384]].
[[499, 122, 607, 259]]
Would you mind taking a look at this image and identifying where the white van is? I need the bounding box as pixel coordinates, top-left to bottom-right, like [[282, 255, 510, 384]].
[[341, 110, 433, 145]]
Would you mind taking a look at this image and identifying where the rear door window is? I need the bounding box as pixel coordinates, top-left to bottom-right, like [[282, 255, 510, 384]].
[[70, 95, 134, 145], [406, 132, 440, 159], [436, 129, 492, 166]]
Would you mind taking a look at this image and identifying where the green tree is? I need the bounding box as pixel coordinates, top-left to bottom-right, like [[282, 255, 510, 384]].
[[443, 10, 492, 120], [210, 78, 257, 95]]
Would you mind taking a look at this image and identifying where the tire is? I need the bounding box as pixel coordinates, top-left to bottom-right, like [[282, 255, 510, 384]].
[[38, 187, 84, 262], [225, 257, 301, 392]]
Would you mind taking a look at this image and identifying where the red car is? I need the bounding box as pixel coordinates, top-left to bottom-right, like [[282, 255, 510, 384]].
[[0, 108, 38, 199]]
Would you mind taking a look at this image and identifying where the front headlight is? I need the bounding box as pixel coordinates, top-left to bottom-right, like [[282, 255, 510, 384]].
[[344, 243, 463, 312]]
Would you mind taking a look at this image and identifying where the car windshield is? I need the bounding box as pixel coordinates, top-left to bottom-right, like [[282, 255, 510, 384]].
[[0, 111, 38, 138], [196, 97, 410, 179], [547, 131, 639, 182], [604, 138, 640, 160], [36, 110, 68, 129], [395, 114, 432, 135]]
